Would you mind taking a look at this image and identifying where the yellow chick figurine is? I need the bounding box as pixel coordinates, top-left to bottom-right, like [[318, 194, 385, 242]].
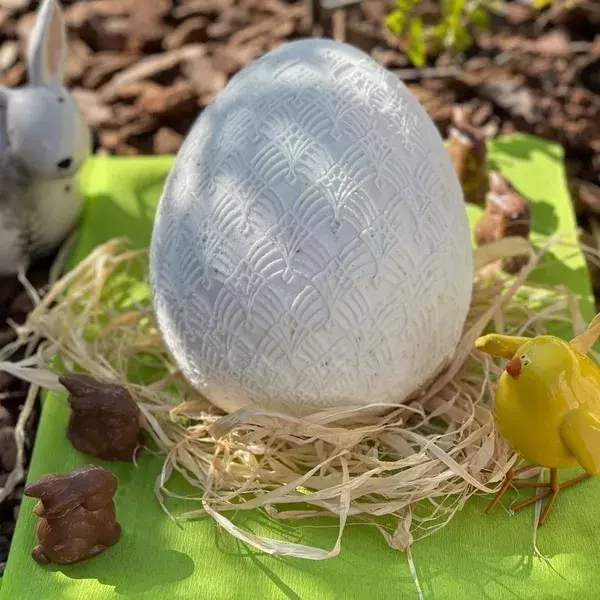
[[476, 318, 600, 525]]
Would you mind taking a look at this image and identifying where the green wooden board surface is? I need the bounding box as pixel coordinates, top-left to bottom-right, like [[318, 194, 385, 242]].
[[1, 134, 599, 600]]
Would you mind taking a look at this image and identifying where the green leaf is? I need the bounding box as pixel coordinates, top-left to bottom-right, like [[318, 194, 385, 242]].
[[485, 0, 506, 12], [385, 10, 405, 35], [452, 23, 473, 52], [443, 0, 466, 18], [385, 0, 420, 35], [469, 6, 490, 29], [407, 17, 426, 67]]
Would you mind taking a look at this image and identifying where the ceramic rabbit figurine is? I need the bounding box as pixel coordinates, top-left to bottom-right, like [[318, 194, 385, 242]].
[[474, 171, 531, 274], [0, 0, 91, 276], [24, 465, 121, 565]]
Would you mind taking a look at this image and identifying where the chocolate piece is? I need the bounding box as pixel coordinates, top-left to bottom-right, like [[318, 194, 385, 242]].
[[447, 106, 496, 205], [24, 465, 121, 565], [474, 171, 532, 274], [60, 373, 141, 461]]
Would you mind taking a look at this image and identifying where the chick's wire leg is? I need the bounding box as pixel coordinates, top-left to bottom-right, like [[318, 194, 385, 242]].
[[485, 468, 514, 514], [538, 470, 591, 526], [486, 464, 544, 514], [537, 468, 559, 525]]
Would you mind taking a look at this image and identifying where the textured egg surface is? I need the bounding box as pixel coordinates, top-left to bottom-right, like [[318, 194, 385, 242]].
[[150, 39, 473, 417]]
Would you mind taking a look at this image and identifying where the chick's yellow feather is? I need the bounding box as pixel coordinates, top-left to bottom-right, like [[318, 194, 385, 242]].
[[560, 408, 600, 475]]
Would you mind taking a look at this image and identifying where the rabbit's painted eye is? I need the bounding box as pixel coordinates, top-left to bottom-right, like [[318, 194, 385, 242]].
[[58, 97, 64, 104], [57, 157, 72, 170]]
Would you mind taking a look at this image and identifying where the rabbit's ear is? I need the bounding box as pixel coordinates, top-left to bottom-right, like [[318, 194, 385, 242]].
[[482, 121, 499, 140], [27, 0, 67, 86], [24, 474, 67, 499], [60, 373, 102, 398], [489, 171, 509, 193], [451, 105, 468, 129]]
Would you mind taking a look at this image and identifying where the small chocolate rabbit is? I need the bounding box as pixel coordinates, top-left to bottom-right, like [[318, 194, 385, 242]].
[[24, 465, 121, 565], [447, 106, 496, 205], [474, 171, 532, 273], [60, 373, 142, 461], [0, 0, 91, 275]]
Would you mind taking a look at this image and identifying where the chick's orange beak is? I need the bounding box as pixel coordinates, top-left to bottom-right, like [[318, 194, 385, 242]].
[[505, 356, 522, 378]]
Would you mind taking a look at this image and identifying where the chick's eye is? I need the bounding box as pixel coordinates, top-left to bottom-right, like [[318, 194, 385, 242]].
[[520, 354, 531, 366]]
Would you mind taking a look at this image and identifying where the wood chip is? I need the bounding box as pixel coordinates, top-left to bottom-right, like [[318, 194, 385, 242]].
[[172, 0, 234, 20], [0, 42, 18, 73], [126, 0, 171, 19], [0, 428, 17, 473], [108, 81, 163, 104], [0, 62, 24, 87], [0, 405, 11, 426], [83, 53, 140, 90], [0, 8, 14, 33], [153, 127, 184, 154], [207, 8, 251, 39], [100, 45, 206, 101], [94, 17, 130, 52], [164, 17, 208, 49], [0, 0, 30, 12], [15, 10, 35, 47], [135, 81, 197, 117], [480, 80, 536, 122], [181, 55, 228, 98], [65, 0, 130, 23], [577, 180, 600, 214], [533, 30, 573, 57], [71, 88, 114, 128], [64, 40, 92, 85]]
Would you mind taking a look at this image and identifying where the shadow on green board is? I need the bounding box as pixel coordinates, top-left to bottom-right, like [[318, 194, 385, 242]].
[[488, 134, 562, 237], [245, 549, 304, 600], [51, 532, 195, 596], [529, 250, 590, 295], [530, 200, 559, 238], [490, 134, 563, 165]]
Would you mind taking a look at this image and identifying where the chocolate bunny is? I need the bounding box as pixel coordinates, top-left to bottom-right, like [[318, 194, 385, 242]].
[[25, 465, 121, 565], [0, 0, 91, 275], [474, 171, 532, 274], [447, 106, 496, 205], [60, 373, 142, 461]]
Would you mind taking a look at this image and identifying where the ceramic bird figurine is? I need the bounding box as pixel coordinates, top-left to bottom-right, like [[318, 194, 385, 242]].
[[476, 318, 600, 524], [0, 0, 91, 276]]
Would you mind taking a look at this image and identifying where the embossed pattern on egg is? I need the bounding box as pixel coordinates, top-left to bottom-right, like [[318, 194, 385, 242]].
[[150, 39, 474, 417]]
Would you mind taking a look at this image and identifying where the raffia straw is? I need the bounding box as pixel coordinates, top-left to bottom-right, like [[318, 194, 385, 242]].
[[0, 234, 595, 559]]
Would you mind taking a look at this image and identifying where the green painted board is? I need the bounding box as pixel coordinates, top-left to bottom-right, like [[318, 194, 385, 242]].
[[2, 134, 599, 600]]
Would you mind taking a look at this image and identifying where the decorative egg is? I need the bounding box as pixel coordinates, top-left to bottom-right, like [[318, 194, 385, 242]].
[[149, 39, 473, 417]]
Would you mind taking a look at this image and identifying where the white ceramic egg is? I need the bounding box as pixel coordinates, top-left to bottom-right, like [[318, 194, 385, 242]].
[[150, 39, 473, 417]]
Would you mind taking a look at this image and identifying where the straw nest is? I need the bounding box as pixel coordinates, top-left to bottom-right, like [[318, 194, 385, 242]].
[[1, 234, 599, 560]]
